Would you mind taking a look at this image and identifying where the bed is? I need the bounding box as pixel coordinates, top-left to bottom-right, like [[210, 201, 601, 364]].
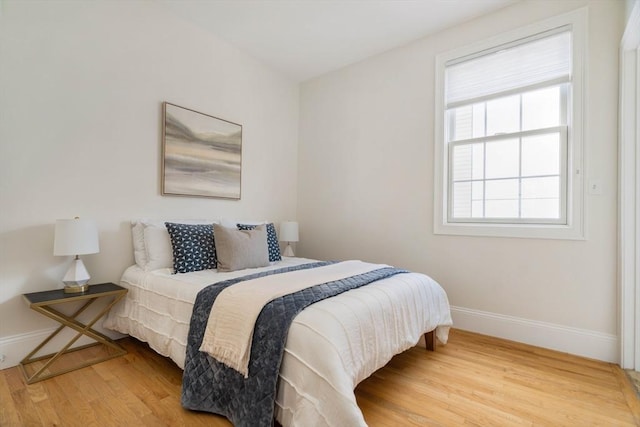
[[103, 220, 452, 426]]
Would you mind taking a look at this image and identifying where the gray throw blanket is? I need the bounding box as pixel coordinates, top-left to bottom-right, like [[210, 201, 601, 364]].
[[181, 261, 408, 426]]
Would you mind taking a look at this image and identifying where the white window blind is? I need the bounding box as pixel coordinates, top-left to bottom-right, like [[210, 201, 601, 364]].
[[445, 28, 571, 107]]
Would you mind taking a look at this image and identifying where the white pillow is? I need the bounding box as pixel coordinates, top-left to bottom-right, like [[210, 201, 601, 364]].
[[131, 222, 147, 268], [143, 225, 175, 271], [131, 219, 216, 271]]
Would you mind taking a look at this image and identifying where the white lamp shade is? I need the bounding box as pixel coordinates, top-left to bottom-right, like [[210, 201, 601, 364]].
[[279, 221, 299, 242], [54, 218, 100, 256]]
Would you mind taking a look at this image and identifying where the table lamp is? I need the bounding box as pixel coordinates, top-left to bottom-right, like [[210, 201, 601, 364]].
[[279, 221, 299, 257], [54, 217, 100, 293]]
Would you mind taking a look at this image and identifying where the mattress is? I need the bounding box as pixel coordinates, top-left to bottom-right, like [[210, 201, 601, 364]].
[[103, 257, 452, 426]]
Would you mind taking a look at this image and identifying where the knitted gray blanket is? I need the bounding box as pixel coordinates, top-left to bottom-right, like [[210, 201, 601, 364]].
[[181, 261, 407, 426]]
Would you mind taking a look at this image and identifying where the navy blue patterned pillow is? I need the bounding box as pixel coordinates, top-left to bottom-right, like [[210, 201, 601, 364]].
[[237, 223, 281, 262], [165, 223, 217, 273]]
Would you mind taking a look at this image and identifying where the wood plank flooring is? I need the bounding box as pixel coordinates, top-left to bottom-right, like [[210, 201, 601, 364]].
[[1, 329, 638, 426]]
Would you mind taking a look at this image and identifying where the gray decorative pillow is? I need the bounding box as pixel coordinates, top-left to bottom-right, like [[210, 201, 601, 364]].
[[213, 224, 270, 272], [237, 223, 282, 262]]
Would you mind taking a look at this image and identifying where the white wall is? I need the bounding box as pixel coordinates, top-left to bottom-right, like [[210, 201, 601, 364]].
[[298, 0, 623, 362], [0, 0, 299, 367], [626, 0, 639, 22]]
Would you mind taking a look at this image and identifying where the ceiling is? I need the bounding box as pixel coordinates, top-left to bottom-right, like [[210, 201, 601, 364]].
[[159, 0, 519, 82]]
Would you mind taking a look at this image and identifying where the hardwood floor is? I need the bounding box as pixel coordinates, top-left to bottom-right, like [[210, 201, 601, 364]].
[[1, 329, 638, 426]]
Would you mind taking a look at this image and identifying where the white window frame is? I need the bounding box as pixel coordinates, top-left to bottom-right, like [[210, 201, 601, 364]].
[[434, 8, 586, 240], [618, 0, 640, 370]]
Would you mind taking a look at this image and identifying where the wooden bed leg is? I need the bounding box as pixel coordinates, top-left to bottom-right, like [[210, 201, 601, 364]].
[[425, 330, 436, 351]]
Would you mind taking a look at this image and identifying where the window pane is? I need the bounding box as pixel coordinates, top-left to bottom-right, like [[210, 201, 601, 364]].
[[485, 200, 519, 218], [453, 182, 472, 217], [521, 133, 560, 177], [521, 176, 559, 199], [449, 103, 486, 141], [452, 144, 472, 181], [472, 200, 484, 217], [452, 106, 472, 141], [521, 177, 560, 219], [522, 86, 561, 131], [453, 143, 485, 181], [472, 103, 486, 138], [521, 199, 559, 218], [472, 143, 484, 179], [485, 179, 519, 200], [472, 181, 484, 200], [486, 95, 520, 135], [485, 138, 519, 179], [485, 179, 519, 218]]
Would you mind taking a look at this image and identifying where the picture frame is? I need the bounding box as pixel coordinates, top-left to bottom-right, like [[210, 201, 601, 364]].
[[161, 102, 242, 199]]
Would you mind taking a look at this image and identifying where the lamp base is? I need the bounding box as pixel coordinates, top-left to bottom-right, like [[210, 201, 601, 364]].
[[283, 244, 295, 257], [62, 258, 91, 293], [64, 283, 90, 294]]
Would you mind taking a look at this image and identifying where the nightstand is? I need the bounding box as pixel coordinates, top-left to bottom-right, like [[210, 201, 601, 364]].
[[19, 282, 128, 384]]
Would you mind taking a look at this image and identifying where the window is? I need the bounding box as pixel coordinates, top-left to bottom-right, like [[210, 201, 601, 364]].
[[434, 9, 586, 239]]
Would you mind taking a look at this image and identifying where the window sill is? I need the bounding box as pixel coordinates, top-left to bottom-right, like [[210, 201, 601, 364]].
[[433, 221, 585, 240]]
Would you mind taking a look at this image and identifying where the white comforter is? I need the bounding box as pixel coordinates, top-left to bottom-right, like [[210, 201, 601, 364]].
[[103, 257, 452, 426]]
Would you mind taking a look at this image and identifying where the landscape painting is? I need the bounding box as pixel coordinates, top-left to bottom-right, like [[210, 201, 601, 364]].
[[162, 102, 242, 199]]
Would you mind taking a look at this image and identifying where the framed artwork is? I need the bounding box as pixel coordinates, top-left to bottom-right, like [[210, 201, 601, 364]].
[[162, 102, 242, 199]]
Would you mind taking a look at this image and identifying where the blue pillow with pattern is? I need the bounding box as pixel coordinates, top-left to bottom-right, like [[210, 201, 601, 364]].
[[237, 223, 281, 262], [165, 222, 217, 273]]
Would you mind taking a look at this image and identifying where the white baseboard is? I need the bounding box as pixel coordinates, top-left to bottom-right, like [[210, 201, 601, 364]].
[[0, 328, 57, 369], [450, 306, 619, 364], [0, 326, 126, 370], [2, 308, 618, 369]]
